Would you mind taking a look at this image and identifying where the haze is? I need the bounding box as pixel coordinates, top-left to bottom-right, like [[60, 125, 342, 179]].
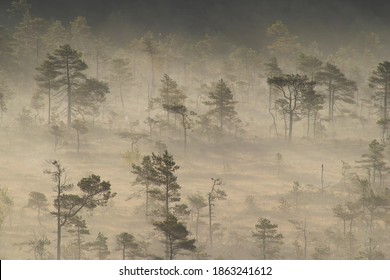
[[0, 0, 389, 260]]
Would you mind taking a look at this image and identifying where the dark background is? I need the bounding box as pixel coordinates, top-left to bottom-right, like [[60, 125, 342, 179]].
[[1, 0, 389, 50]]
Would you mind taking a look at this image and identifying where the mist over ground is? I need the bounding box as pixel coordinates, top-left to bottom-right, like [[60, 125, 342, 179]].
[[0, 0, 390, 260]]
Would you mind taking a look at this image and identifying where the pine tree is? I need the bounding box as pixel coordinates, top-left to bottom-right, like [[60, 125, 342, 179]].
[[131, 155, 155, 217], [297, 53, 323, 81], [356, 139, 388, 187], [140, 32, 159, 98], [153, 213, 196, 260], [71, 119, 88, 153], [188, 193, 207, 241], [27, 191, 48, 225], [148, 150, 181, 215], [315, 63, 356, 125], [253, 217, 284, 259], [66, 216, 89, 259], [203, 79, 238, 133], [46, 44, 88, 127], [86, 232, 110, 260], [268, 74, 314, 142], [368, 61, 390, 139], [116, 232, 139, 260], [163, 104, 195, 152], [157, 74, 186, 127], [301, 84, 324, 137], [35, 60, 60, 127], [265, 57, 283, 137], [110, 58, 132, 108], [207, 178, 226, 248], [45, 161, 115, 259]]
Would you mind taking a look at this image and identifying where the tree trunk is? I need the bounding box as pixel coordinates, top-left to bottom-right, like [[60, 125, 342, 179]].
[[66, 54, 72, 128], [307, 109, 310, 137], [57, 178, 62, 260], [145, 184, 149, 217], [48, 85, 51, 127], [268, 86, 278, 137], [208, 194, 213, 248], [77, 228, 81, 260], [38, 207, 41, 226], [182, 115, 187, 153], [288, 110, 293, 143]]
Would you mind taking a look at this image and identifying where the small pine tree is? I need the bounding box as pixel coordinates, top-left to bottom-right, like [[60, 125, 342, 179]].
[[203, 79, 238, 133], [115, 232, 139, 260], [27, 191, 48, 225], [86, 232, 110, 260], [253, 217, 284, 259], [153, 213, 196, 260]]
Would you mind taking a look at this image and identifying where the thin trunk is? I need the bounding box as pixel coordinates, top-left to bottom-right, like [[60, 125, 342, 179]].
[[66, 54, 71, 128], [208, 194, 213, 248], [57, 177, 61, 260], [165, 181, 169, 259], [77, 228, 81, 260], [268, 86, 278, 137], [307, 109, 310, 137], [122, 247, 125, 260], [48, 84, 51, 127], [145, 184, 149, 217], [288, 110, 293, 143], [182, 115, 187, 153]]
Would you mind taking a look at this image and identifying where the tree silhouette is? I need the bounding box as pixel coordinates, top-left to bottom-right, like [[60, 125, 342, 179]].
[[253, 217, 284, 259], [66, 215, 89, 259], [27, 191, 48, 225], [208, 177, 226, 248], [153, 213, 196, 259], [268, 74, 314, 142], [116, 232, 139, 260], [110, 58, 132, 108], [45, 44, 87, 127], [45, 161, 115, 259], [315, 63, 356, 126], [369, 61, 390, 139], [72, 119, 88, 153], [131, 155, 155, 217], [34, 58, 60, 127], [203, 79, 238, 133], [86, 232, 110, 260], [188, 193, 207, 241], [356, 139, 388, 187]]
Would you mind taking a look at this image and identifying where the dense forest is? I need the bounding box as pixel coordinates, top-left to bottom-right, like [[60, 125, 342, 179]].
[[1, 0, 390, 260]]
